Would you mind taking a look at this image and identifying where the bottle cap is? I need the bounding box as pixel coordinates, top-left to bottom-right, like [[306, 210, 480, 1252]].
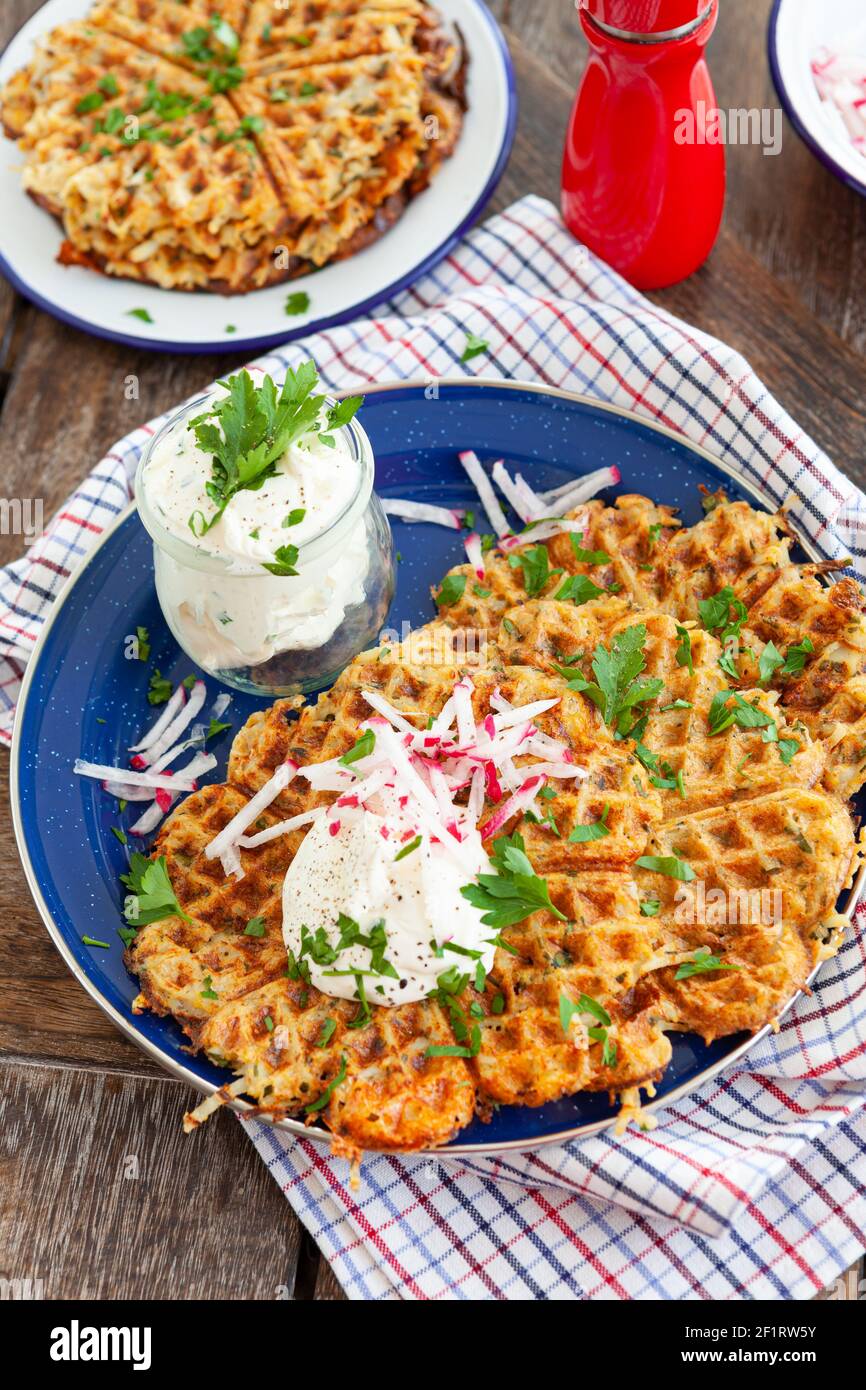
[[579, 0, 711, 38]]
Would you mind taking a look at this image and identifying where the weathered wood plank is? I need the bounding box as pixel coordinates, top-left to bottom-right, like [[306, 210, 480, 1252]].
[[0, 1063, 304, 1299]]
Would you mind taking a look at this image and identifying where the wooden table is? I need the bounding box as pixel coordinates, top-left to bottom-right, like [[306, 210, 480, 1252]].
[[1, 0, 864, 1301]]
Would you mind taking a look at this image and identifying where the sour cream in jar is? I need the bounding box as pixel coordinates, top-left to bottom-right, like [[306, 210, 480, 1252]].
[[135, 369, 394, 697]]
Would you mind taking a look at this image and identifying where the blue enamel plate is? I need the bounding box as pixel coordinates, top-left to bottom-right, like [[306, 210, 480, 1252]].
[[12, 379, 863, 1154]]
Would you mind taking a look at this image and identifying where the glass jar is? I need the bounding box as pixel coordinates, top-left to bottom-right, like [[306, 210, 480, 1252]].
[[135, 390, 395, 698]]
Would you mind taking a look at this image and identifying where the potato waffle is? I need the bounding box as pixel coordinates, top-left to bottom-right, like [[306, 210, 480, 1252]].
[[0, 1, 466, 292], [125, 492, 864, 1158]]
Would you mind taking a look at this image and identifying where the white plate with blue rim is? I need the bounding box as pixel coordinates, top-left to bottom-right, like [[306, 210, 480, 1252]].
[[0, 0, 517, 354], [770, 0, 866, 197]]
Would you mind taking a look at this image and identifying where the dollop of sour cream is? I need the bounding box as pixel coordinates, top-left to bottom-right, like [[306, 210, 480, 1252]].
[[141, 393, 369, 671], [282, 791, 494, 1007]]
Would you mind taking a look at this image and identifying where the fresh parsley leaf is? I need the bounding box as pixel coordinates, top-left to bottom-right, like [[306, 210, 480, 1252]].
[[461, 832, 565, 930], [305, 1054, 347, 1112], [316, 1018, 337, 1049], [560, 991, 611, 1037], [127, 307, 154, 323], [674, 947, 741, 980], [121, 853, 191, 925], [717, 648, 740, 681], [640, 899, 661, 917], [635, 854, 695, 882], [707, 691, 774, 737], [569, 532, 612, 566], [781, 636, 814, 676], [282, 507, 306, 528], [554, 574, 604, 606], [435, 573, 467, 607], [394, 835, 422, 861], [758, 640, 784, 685], [568, 803, 610, 843], [82, 935, 110, 949], [460, 332, 489, 363], [243, 916, 267, 937], [285, 291, 311, 316], [110, 826, 127, 846], [262, 544, 299, 577], [698, 586, 749, 643], [508, 544, 558, 597], [561, 624, 663, 734], [135, 625, 150, 662], [340, 729, 375, 766], [675, 624, 694, 677], [206, 716, 232, 739], [147, 670, 172, 705]]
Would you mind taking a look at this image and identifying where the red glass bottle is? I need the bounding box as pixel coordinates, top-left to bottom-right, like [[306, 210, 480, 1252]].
[[561, 0, 726, 290]]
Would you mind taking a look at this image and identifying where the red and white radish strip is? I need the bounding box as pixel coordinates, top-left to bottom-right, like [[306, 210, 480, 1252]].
[[204, 759, 297, 862], [75, 761, 198, 793], [514, 473, 548, 521], [361, 689, 422, 737], [383, 499, 464, 529], [530, 760, 587, 780], [334, 765, 392, 810], [238, 807, 326, 848], [372, 724, 479, 872], [149, 732, 204, 773], [464, 531, 485, 580], [498, 518, 588, 552], [452, 677, 476, 748], [210, 692, 231, 720], [129, 797, 176, 836], [481, 774, 546, 841], [458, 450, 510, 538], [103, 782, 158, 802], [128, 684, 186, 753], [525, 730, 573, 762], [493, 696, 560, 730], [538, 465, 620, 507], [135, 679, 207, 767], [491, 460, 538, 525], [221, 843, 243, 880], [430, 694, 456, 737], [497, 755, 522, 793], [468, 767, 485, 822]]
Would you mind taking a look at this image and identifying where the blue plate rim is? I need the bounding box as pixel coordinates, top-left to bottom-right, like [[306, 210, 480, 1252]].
[[0, 0, 518, 355], [10, 376, 864, 1155], [768, 0, 866, 201]]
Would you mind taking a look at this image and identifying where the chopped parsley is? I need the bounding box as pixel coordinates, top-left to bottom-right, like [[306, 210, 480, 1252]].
[[460, 332, 489, 363], [781, 636, 814, 675], [285, 291, 311, 316], [147, 670, 172, 705], [340, 729, 375, 766], [206, 716, 232, 739], [82, 935, 110, 949], [200, 975, 218, 1000], [674, 947, 741, 980], [569, 532, 612, 566], [305, 1054, 347, 1112], [758, 640, 785, 685], [135, 625, 150, 662], [698, 586, 749, 643], [394, 835, 422, 862], [568, 803, 610, 843], [508, 544, 559, 597], [640, 899, 661, 917], [461, 832, 565, 929], [635, 854, 696, 882], [243, 917, 267, 937], [316, 1018, 337, 1049], [554, 574, 605, 606], [127, 308, 154, 324], [435, 573, 467, 607], [121, 854, 191, 925], [675, 624, 694, 676], [556, 623, 663, 735]]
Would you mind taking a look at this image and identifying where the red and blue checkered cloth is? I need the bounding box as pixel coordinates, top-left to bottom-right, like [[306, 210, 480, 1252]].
[[2, 196, 865, 1298]]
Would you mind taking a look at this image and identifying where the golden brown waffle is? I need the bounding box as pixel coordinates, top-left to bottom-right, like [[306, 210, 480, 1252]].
[[0, 0, 464, 291], [124, 493, 865, 1160]]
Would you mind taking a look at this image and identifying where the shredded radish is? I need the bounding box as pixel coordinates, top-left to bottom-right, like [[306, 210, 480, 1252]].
[[383, 499, 464, 528], [481, 774, 546, 840], [204, 760, 297, 861], [128, 684, 186, 753], [75, 761, 198, 793], [135, 680, 207, 767], [129, 798, 175, 836], [457, 450, 510, 537], [494, 696, 560, 730], [221, 843, 243, 880], [361, 689, 422, 736], [452, 677, 476, 747], [238, 808, 326, 848], [491, 460, 539, 525], [464, 531, 485, 580], [211, 692, 232, 720], [538, 465, 620, 507], [813, 46, 866, 155], [530, 760, 587, 780], [468, 767, 485, 822], [499, 518, 588, 552]]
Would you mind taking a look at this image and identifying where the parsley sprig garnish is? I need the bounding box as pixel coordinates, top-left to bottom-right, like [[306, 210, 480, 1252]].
[[556, 623, 663, 735], [186, 363, 363, 568], [461, 833, 564, 929], [674, 946, 741, 980], [121, 853, 190, 926]]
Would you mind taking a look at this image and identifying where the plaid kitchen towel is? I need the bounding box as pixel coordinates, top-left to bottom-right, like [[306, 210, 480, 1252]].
[[2, 194, 865, 1298]]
